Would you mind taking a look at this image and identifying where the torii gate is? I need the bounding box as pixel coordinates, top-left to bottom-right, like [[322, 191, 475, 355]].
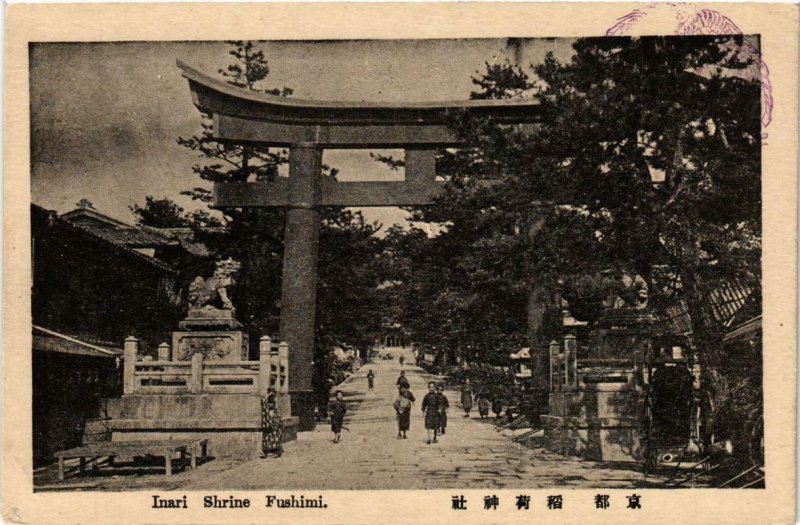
[[178, 60, 540, 430]]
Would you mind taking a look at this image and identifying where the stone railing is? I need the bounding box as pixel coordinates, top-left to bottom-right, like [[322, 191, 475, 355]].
[[549, 335, 638, 393], [123, 336, 288, 397]]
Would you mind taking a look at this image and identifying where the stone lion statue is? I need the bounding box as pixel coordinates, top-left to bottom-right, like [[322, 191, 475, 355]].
[[188, 258, 241, 312]]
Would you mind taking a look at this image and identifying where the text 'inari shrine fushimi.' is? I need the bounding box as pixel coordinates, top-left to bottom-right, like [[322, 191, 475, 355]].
[[178, 60, 541, 430]]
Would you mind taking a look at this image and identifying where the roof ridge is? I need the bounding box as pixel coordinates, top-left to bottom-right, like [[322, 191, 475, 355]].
[[33, 325, 121, 355], [61, 207, 134, 229], [58, 219, 178, 274]]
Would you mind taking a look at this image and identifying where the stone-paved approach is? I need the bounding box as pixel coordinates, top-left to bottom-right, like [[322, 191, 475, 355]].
[[180, 349, 656, 490], [37, 348, 671, 490]]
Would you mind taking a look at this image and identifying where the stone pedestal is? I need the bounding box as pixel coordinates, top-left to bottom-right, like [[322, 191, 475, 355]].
[[107, 395, 298, 459], [111, 312, 296, 459], [543, 310, 654, 463], [172, 331, 249, 362], [542, 388, 643, 462], [179, 308, 242, 331], [173, 308, 249, 362]]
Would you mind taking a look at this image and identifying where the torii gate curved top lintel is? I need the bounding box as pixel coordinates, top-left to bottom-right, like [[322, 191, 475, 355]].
[[178, 60, 540, 208], [178, 60, 539, 431], [179, 60, 540, 149]]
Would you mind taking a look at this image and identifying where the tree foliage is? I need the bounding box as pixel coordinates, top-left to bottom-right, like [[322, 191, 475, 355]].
[[131, 195, 210, 228], [527, 36, 760, 358], [390, 36, 761, 377], [133, 42, 388, 404]]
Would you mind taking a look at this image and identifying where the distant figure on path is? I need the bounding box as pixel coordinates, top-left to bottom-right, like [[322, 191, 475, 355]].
[[328, 390, 348, 443], [492, 397, 503, 419], [436, 384, 450, 435], [477, 393, 490, 419], [421, 382, 442, 444], [260, 388, 283, 458], [396, 370, 410, 390], [460, 379, 474, 417], [367, 369, 375, 390], [393, 385, 414, 439], [399, 354, 405, 367]]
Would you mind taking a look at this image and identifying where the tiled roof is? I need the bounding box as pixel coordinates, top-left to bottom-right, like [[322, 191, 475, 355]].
[[723, 315, 762, 344], [61, 209, 223, 258], [139, 226, 223, 257], [61, 208, 179, 248], [661, 281, 757, 337], [60, 208, 131, 228], [65, 222, 178, 273], [33, 326, 123, 358], [81, 226, 177, 248], [48, 207, 179, 272]]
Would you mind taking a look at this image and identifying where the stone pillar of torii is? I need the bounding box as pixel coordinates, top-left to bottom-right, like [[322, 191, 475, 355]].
[[179, 60, 540, 430]]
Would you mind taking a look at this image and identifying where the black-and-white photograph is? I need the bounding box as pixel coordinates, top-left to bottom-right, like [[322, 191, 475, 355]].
[[30, 35, 763, 492]]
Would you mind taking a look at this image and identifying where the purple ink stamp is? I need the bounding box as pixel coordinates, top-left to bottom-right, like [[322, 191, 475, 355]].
[[606, 3, 772, 138]]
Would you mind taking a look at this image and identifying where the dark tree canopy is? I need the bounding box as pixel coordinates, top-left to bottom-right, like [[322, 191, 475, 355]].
[[387, 35, 761, 374]]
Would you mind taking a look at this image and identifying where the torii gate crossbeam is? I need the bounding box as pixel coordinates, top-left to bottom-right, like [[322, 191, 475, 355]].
[[179, 60, 541, 430]]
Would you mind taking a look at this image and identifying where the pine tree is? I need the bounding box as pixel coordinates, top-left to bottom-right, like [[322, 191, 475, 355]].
[[390, 36, 761, 410], [170, 42, 385, 406]]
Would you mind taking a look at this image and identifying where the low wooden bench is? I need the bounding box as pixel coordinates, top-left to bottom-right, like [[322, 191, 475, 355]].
[[54, 438, 209, 481]]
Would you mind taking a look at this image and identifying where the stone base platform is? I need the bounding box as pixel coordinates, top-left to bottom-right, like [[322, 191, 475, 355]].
[[541, 414, 642, 462], [106, 394, 298, 460]]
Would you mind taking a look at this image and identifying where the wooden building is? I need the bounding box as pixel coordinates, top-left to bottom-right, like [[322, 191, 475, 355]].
[[31, 204, 191, 465], [32, 326, 122, 466], [32, 204, 186, 349]]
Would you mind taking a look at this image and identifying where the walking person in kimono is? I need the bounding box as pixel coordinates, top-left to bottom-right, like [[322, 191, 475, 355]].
[[396, 370, 410, 390], [421, 382, 442, 444], [460, 378, 474, 417], [477, 392, 490, 419], [260, 388, 283, 458], [367, 369, 375, 390], [327, 390, 348, 443], [393, 385, 414, 439], [436, 383, 450, 435], [492, 396, 503, 420]]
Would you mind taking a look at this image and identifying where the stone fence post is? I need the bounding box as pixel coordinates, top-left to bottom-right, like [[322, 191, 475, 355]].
[[190, 352, 204, 394], [123, 337, 138, 395], [548, 340, 560, 392], [564, 334, 577, 390], [278, 341, 290, 415], [278, 342, 289, 395], [157, 342, 170, 362], [259, 336, 272, 396]]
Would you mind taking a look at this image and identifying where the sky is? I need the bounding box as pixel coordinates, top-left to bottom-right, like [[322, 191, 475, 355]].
[[30, 38, 575, 229]]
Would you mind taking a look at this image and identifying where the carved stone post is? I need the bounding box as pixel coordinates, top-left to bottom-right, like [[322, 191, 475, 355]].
[[259, 336, 272, 396], [157, 342, 170, 361], [564, 334, 577, 390], [563, 335, 575, 390], [190, 352, 204, 394], [278, 342, 289, 395], [278, 342, 290, 415], [123, 337, 138, 395], [548, 340, 560, 392]]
